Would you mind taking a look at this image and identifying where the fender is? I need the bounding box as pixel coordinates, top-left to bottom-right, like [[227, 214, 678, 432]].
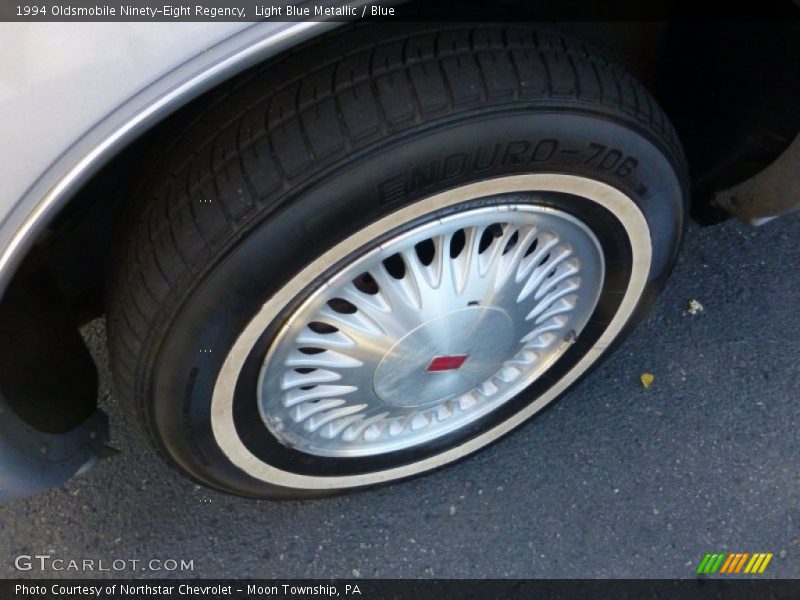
[[0, 18, 346, 299]]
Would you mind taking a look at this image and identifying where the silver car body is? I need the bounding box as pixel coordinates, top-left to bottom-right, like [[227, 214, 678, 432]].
[[0, 21, 340, 298]]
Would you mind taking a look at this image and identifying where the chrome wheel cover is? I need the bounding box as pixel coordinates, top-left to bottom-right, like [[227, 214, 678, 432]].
[[257, 202, 605, 457]]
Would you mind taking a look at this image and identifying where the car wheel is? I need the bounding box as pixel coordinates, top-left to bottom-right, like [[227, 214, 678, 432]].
[[107, 24, 687, 498]]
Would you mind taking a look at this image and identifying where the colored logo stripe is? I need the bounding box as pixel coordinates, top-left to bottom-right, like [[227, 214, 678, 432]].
[[696, 552, 773, 574], [696, 553, 725, 574], [745, 553, 773, 574], [719, 553, 748, 573]]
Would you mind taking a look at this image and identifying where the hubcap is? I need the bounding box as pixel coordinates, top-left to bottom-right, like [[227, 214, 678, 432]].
[[257, 201, 605, 457], [374, 306, 515, 408]]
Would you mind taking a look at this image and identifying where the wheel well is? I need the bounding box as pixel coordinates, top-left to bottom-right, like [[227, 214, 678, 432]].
[[6, 17, 800, 361]]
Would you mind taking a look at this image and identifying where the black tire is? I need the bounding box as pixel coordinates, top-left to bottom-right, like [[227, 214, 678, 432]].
[[107, 24, 688, 498]]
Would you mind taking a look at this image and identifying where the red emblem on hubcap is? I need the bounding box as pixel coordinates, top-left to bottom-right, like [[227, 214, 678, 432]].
[[426, 355, 469, 372]]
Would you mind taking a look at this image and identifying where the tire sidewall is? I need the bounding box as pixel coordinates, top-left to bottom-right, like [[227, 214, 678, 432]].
[[149, 108, 685, 496]]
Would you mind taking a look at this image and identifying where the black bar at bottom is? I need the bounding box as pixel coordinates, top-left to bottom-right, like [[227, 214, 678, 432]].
[[3, 579, 800, 600]]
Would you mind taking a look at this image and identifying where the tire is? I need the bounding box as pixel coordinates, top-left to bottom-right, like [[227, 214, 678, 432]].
[[107, 24, 688, 498]]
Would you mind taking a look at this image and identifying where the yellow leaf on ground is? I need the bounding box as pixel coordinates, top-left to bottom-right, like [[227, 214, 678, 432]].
[[640, 373, 655, 389]]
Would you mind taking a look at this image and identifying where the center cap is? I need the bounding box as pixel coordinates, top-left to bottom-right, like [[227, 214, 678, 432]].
[[373, 306, 516, 408]]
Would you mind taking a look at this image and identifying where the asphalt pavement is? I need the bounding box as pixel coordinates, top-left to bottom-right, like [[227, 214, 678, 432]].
[[1, 212, 799, 579]]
